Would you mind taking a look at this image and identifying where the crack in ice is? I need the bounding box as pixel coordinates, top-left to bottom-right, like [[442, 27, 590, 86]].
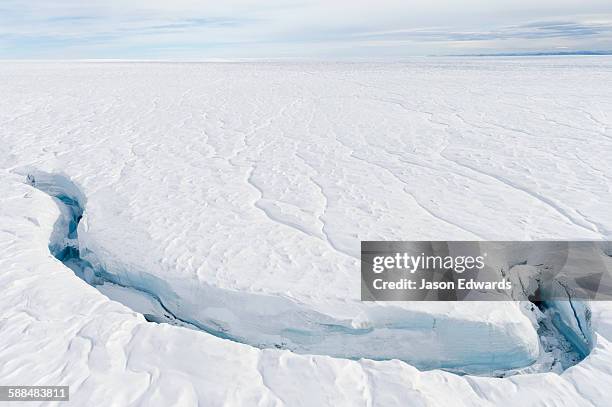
[[21, 170, 595, 378]]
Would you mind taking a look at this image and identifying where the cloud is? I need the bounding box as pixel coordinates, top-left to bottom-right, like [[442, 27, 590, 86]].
[[355, 19, 612, 43], [1, 1, 612, 58]]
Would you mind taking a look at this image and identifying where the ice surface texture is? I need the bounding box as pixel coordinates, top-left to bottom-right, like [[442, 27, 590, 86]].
[[1, 58, 612, 405]]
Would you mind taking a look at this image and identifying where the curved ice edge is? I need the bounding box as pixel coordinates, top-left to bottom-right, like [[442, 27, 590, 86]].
[[18, 169, 592, 375]]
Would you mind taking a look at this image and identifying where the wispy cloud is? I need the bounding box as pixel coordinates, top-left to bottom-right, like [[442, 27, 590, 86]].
[[355, 20, 612, 42], [1, 1, 612, 58]]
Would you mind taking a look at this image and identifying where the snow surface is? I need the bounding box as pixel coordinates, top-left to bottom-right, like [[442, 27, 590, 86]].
[[1, 58, 612, 405]]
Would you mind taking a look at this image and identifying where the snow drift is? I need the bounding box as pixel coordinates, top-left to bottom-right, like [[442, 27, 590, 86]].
[[1, 58, 612, 405]]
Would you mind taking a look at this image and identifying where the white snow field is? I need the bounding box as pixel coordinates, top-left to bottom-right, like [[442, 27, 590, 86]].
[[1, 57, 612, 405]]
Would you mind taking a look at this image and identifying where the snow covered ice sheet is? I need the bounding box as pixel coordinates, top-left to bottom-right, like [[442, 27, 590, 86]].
[[1, 57, 612, 405]]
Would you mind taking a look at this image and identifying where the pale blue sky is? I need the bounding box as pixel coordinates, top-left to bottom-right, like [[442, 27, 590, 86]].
[[2, 0, 612, 59]]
